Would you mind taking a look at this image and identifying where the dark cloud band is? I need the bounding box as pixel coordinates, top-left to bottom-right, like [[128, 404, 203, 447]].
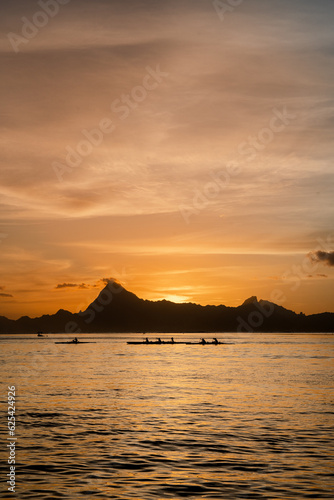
[[308, 251, 334, 267]]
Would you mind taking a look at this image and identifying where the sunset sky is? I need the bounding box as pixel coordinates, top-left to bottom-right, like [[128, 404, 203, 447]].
[[1, 0, 333, 319]]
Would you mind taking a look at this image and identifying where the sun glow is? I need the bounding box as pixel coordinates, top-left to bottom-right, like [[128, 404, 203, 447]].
[[157, 294, 191, 304]]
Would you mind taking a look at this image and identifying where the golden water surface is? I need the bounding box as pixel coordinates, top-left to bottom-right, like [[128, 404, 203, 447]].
[[0, 333, 333, 499]]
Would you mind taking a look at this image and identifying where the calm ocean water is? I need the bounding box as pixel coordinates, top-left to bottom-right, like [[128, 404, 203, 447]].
[[0, 333, 333, 499]]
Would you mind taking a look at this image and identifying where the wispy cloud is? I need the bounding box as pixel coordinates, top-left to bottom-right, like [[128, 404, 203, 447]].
[[0, 285, 13, 298], [55, 283, 92, 290], [99, 277, 122, 286]]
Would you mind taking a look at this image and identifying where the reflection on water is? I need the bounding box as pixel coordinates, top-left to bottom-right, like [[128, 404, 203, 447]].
[[0, 333, 333, 499]]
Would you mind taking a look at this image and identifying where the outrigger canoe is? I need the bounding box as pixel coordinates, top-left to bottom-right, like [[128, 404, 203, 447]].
[[186, 341, 228, 345], [55, 341, 97, 344], [127, 340, 187, 345], [127, 340, 229, 345]]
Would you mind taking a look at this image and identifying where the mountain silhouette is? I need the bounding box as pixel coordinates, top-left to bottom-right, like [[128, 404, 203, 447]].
[[0, 281, 333, 333]]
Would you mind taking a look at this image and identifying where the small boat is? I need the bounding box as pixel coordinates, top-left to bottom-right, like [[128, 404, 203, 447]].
[[55, 338, 96, 344], [127, 340, 188, 345], [127, 337, 230, 345], [185, 341, 228, 345], [185, 337, 228, 345], [55, 341, 97, 344]]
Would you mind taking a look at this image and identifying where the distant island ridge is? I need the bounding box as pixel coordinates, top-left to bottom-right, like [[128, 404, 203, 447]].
[[0, 281, 333, 334]]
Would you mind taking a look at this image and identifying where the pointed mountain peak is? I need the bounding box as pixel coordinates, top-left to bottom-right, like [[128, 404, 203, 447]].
[[100, 278, 125, 294], [82, 278, 142, 316], [242, 296, 258, 306]]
